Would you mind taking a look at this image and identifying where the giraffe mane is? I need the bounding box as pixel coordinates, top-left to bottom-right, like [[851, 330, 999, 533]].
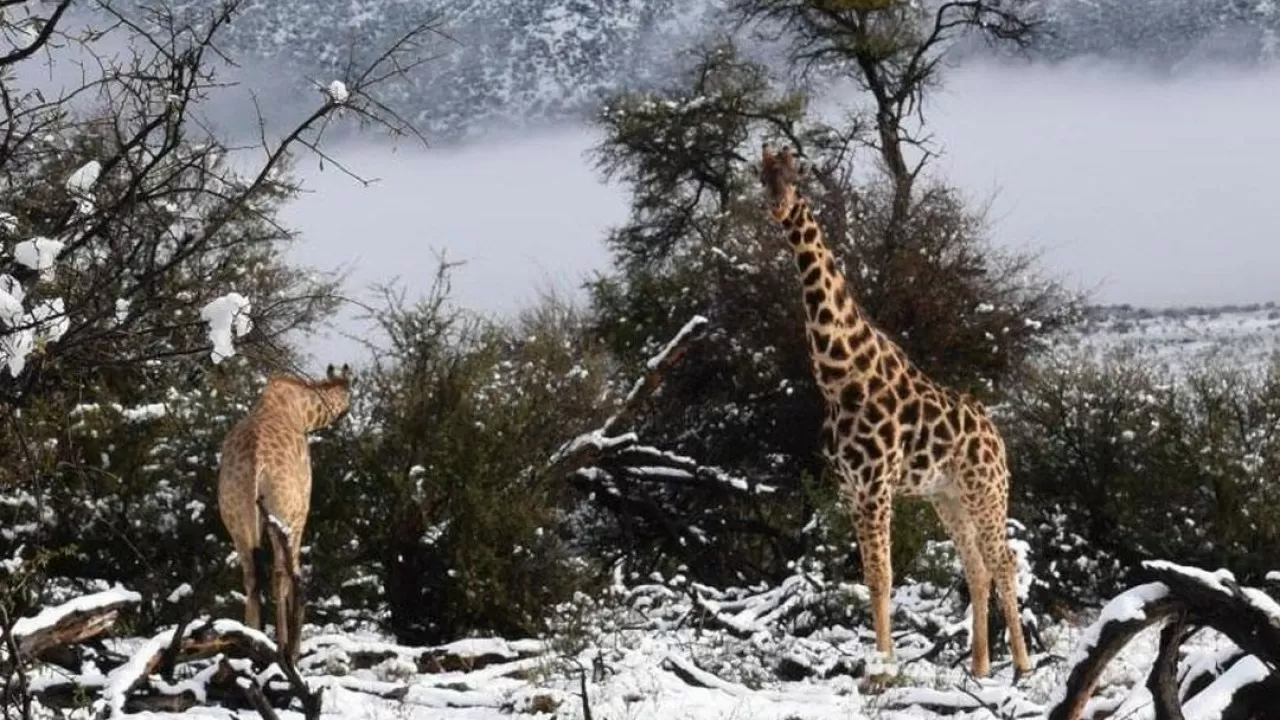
[[266, 374, 350, 391]]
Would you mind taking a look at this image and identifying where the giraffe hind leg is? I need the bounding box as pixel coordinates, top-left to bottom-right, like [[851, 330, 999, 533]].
[[932, 494, 992, 678], [251, 545, 271, 630], [968, 486, 1033, 678]]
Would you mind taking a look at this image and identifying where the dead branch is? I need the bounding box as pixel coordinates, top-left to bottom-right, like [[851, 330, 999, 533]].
[[1146, 617, 1189, 720], [6, 590, 140, 665], [547, 315, 708, 479], [1049, 561, 1280, 720]]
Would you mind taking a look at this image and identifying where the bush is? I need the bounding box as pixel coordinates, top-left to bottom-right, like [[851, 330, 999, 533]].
[[1002, 349, 1280, 609], [308, 272, 618, 644]]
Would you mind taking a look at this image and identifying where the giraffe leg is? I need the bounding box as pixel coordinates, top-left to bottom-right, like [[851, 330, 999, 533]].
[[969, 488, 1033, 678], [232, 540, 263, 631], [932, 495, 992, 678], [272, 548, 293, 658], [852, 481, 895, 667]]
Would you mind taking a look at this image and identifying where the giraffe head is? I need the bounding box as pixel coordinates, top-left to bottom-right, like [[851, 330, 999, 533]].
[[760, 143, 804, 222], [259, 363, 354, 431], [313, 362, 354, 426]]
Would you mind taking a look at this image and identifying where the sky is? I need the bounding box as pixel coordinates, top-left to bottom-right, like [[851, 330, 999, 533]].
[[282, 58, 1280, 363]]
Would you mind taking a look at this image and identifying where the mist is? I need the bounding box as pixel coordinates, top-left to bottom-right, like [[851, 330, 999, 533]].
[[283, 58, 1280, 362], [279, 129, 624, 361]]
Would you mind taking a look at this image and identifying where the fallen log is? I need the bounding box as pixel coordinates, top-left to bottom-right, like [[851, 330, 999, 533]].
[[1048, 561, 1280, 720], [7, 587, 141, 664]]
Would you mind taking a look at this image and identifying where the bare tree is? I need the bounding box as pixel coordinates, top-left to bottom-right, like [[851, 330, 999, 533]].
[[732, 0, 1041, 241], [0, 0, 443, 408]]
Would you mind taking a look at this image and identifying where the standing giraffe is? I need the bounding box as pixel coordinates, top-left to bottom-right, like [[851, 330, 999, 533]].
[[217, 364, 352, 658], [758, 144, 1031, 679]]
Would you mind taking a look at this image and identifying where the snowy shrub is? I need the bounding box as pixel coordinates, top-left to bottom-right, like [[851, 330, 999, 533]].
[[1002, 349, 1280, 609], [306, 271, 617, 644]]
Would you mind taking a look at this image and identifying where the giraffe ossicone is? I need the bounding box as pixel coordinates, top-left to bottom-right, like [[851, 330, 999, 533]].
[[759, 143, 1032, 680], [217, 366, 353, 659]]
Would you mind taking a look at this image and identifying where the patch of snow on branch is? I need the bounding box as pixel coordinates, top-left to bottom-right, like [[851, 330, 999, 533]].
[[325, 80, 350, 104], [65, 160, 101, 194], [13, 237, 64, 278], [1182, 655, 1270, 720], [646, 314, 708, 370], [199, 292, 252, 364], [1050, 581, 1170, 709], [1142, 560, 1236, 594], [549, 428, 638, 465]]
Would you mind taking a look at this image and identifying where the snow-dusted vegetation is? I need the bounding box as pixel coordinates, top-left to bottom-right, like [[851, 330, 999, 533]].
[[4, 2, 1280, 720]]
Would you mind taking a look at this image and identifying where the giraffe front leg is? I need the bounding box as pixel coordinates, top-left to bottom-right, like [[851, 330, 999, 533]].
[[853, 485, 895, 674]]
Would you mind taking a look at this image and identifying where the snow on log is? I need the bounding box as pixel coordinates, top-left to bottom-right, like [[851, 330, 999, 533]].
[[7, 585, 140, 661], [881, 686, 1044, 717], [300, 633, 546, 675], [1048, 560, 1280, 720], [1046, 583, 1181, 720], [97, 618, 280, 718]]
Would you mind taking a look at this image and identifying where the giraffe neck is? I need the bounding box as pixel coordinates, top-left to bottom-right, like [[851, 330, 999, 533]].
[[781, 197, 878, 385]]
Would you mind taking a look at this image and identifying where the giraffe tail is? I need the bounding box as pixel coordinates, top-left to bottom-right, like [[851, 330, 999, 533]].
[[252, 485, 272, 624]]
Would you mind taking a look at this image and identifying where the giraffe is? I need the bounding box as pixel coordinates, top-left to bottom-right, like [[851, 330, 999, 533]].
[[758, 144, 1031, 679], [217, 363, 352, 659]]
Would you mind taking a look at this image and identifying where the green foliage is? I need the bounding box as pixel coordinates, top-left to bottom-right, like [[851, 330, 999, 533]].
[[308, 270, 616, 643], [1003, 349, 1280, 606]]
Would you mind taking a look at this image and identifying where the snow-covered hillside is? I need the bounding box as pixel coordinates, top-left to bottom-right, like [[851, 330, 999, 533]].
[[123, 0, 1280, 142]]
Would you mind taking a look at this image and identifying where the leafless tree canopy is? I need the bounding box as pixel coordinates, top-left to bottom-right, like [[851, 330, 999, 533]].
[[0, 0, 444, 408], [732, 0, 1041, 235]]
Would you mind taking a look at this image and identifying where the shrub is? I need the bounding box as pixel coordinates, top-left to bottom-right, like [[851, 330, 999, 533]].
[[1002, 348, 1280, 609], [308, 272, 618, 644]]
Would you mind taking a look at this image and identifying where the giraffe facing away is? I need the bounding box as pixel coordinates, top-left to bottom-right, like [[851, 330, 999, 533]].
[[217, 363, 353, 659], [758, 144, 1031, 679]]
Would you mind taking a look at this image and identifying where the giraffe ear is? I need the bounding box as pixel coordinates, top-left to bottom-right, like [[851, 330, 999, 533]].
[[326, 363, 335, 379]]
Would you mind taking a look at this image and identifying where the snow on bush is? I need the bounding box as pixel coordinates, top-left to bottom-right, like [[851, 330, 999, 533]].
[[13, 237, 65, 278], [199, 292, 252, 363]]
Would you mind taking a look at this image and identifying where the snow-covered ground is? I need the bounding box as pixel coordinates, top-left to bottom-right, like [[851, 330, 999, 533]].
[[15, 559, 1264, 720], [1066, 303, 1280, 370]]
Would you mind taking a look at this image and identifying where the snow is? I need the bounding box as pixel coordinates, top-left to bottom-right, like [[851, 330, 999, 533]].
[[199, 292, 252, 364], [1050, 581, 1170, 709], [10, 585, 141, 639], [1142, 560, 1236, 594], [326, 80, 351, 104], [1182, 655, 1270, 720], [549, 429, 638, 465], [645, 314, 708, 370], [166, 583, 193, 603], [66, 160, 102, 194], [13, 237, 64, 277]]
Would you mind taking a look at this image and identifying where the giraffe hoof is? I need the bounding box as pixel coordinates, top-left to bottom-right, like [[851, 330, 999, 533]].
[[858, 652, 899, 691]]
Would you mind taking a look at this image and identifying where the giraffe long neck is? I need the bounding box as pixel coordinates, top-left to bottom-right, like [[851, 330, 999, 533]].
[[782, 197, 876, 387]]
